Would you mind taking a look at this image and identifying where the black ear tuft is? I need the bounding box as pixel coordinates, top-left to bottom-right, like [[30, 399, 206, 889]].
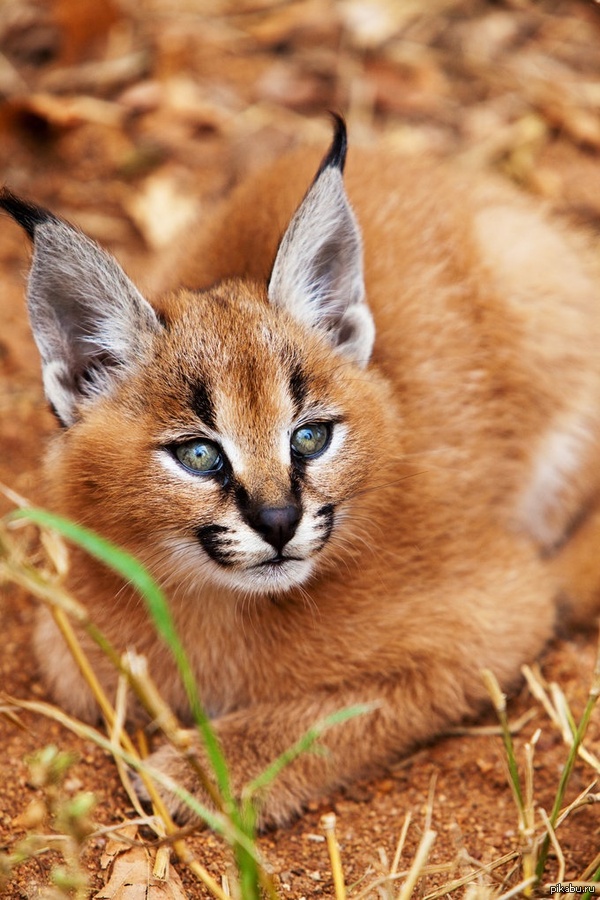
[[314, 113, 348, 179], [268, 111, 374, 367], [0, 187, 58, 241]]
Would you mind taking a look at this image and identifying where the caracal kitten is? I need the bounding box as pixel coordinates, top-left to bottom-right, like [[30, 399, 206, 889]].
[[3, 117, 600, 827]]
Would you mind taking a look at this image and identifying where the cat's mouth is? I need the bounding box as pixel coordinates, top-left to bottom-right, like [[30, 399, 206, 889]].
[[255, 553, 304, 568], [232, 553, 316, 594]]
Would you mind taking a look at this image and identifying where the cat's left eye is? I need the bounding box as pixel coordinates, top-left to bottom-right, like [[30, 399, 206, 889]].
[[291, 422, 331, 459], [174, 439, 223, 474]]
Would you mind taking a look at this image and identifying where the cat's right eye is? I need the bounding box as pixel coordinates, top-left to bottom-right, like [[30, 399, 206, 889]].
[[173, 439, 223, 474]]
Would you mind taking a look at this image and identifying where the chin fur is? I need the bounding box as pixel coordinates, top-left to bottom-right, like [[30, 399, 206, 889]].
[[155, 536, 317, 598]]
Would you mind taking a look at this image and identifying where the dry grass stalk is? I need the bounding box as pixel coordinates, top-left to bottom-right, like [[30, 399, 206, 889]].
[[320, 813, 346, 900], [391, 812, 412, 879], [396, 829, 437, 900], [2, 693, 232, 900], [521, 664, 600, 774], [538, 807, 564, 886]]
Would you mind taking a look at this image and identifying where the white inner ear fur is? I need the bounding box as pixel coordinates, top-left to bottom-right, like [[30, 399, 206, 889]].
[[268, 166, 375, 368], [28, 219, 160, 424]]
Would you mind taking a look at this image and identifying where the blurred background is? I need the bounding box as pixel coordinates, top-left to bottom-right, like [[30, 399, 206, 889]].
[[1, 0, 599, 269]]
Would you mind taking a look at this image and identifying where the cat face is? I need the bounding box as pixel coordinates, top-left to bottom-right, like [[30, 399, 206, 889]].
[[56, 280, 390, 596]]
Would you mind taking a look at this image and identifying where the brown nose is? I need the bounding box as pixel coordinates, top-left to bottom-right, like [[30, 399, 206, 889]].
[[252, 504, 301, 552]]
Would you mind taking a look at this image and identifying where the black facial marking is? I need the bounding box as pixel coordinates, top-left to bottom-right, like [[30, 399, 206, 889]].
[[288, 360, 308, 414], [316, 502, 335, 546], [289, 461, 306, 497], [0, 187, 58, 241], [316, 502, 335, 518], [314, 113, 347, 180], [191, 380, 216, 430], [197, 524, 235, 567], [230, 479, 248, 507], [231, 480, 254, 524]]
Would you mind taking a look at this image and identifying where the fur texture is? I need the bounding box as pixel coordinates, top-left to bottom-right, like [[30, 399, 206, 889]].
[[3, 120, 600, 828]]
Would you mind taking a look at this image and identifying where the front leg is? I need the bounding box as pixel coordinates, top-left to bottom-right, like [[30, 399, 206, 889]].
[[141, 667, 496, 828]]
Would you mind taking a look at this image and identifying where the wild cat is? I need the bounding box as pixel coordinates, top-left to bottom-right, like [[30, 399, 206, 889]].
[[2, 116, 600, 827]]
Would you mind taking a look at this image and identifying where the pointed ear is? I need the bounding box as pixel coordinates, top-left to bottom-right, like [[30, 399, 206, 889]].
[[268, 116, 375, 368], [0, 188, 161, 425]]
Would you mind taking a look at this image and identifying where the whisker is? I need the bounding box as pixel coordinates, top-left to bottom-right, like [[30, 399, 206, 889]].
[[348, 469, 429, 500]]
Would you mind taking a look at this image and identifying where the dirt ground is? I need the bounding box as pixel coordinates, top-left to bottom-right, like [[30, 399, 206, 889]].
[[1, 1, 600, 897]]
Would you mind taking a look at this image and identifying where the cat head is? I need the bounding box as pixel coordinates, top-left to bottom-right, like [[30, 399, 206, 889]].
[[1, 119, 394, 597]]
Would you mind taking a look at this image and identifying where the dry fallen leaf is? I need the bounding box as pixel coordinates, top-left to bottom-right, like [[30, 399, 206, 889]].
[[124, 171, 199, 249], [51, 0, 122, 66], [6, 93, 126, 128], [95, 825, 189, 900], [244, 0, 340, 49]]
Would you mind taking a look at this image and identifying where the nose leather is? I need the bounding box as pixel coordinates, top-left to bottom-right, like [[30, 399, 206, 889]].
[[253, 504, 301, 552]]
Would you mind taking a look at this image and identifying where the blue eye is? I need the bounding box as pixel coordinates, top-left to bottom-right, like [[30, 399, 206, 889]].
[[290, 423, 331, 458], [175, 439, 223, 474]]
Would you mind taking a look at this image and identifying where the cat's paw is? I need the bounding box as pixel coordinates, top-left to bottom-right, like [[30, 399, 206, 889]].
[[134, 742, 211, 825]]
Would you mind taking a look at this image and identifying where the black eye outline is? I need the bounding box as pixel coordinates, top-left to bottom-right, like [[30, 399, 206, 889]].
[[171, 438, 224, 475], [290, 422, 332, 460]]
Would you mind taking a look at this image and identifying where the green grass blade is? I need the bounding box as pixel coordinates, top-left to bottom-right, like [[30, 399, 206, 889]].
[[481, 669, 524, 813], [582, 864, 600, 900], [244, 702, 377, 801], [535, 666, 600, 881], [9, 508, 233, 806]]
